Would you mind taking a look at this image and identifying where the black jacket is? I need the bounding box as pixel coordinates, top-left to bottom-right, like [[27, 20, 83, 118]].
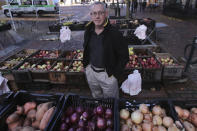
[[83, 20, 129, 79]]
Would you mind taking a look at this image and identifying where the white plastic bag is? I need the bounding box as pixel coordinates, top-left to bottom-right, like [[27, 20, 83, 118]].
[[134, 24, 147, 40], [60, 26, 71, 43], [120, 70, 142, 96], [0, 75, 10, 95]]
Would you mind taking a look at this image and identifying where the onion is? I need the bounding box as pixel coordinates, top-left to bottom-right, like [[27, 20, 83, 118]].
[[120, 109, 130, 120], [105, 108, 113, 119], [68, 127, 75, 131], [152, 105, 162, 116], [161, 109, 167, 117], [78, 119, 85, 127], [66, 107, 74, 116], [80, 111, 89, 121], [163, 116, 174, 128], [61, 116, 66, 122], [93, 108, 97, 115], [106, 128, 113, 131], [60, 123, 68, 131], [168, 125, 180, 131], [106, 119, 113, 128], [65, 117, 70, 125], [139, 104, 149, 114], [175, 106, 183, 118], [96, 106, 104, 116], [182, 109, 190, 120], [97, 117, 106, 129], [144, 113, 153, 122], [126, 118, 133, 128], [152, 126, 159, 131], [76, 127, 84, 131], [121, 124, 130, 131], [70, 112, 79, 123], [131, 110, 143, 124], [76, 106, 84, 115], [158, 125, 167, 131], [132, 125, 142, 131], [191, 107, 197, 114], [183, 121, 195, 131], [153, 115, 162, 126], [87, 121, 95, 130], [189, 113, 197, 127], [142, 122, 153, 131]]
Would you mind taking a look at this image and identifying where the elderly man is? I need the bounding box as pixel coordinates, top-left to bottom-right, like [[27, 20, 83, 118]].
[[83, 2, 129, 98]]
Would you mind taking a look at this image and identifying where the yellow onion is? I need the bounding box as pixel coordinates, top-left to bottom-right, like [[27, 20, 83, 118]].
[[183, 121, 195, 131], [167, 124, 179, 131], [191, 108, 197, 114], [142, 122, 153, 131], [163, 116, 174, 128], [175, 106, 183, 118], [120, 109, 130, 120], [152, 126, 159, 131], [152, 105, 162, 116], [126, 118, 133, 128], [131, 110, 143, 124], [132, 125, 142, 131], [158, 125, 167, 131], [139, 104, 149, 114], [144, 113, 153, 122], [153, 115, 162, 126], [182, 109, 190, 120]]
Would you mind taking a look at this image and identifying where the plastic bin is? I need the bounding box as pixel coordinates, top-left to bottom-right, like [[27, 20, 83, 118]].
[[0, 90, 65, 131], [49, 93, 117, 131]]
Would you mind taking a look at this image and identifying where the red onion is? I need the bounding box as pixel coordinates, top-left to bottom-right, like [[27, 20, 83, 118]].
[[106, 119, 113, 128], [61, 116, 66, 122], [70, 112, 79, 123], [87, 121, 96, 130], [60, 123, 68, 131], [80, 111, 89, 121], [66, 107, 74, 116], [97, 117, 106, 129], [93, 108, 97, 115], [65, 117, 70, 125], [105, 108, 113, 119], [78, 119, 85, 127], [76, 106, 84, 115], [106, 128, 113, 131], [96, 106, 104, 116], [76, 127, 84, 131], [68, 128, 75, 131]]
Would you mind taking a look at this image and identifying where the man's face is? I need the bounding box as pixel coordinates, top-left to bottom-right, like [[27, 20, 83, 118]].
[[90, 4, 107, 27]]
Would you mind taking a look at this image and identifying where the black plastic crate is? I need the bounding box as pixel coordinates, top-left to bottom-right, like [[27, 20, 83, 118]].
[[17, 82, 51, 91], [0, 92, 14, 117], [117, 98, 181, 131], [49, 94, 117, 131], [0, 90, 65, 131], [170, 99, 197, 129]]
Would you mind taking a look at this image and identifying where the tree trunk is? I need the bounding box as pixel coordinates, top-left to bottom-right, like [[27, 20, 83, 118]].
[[126, 0, 130, 18]]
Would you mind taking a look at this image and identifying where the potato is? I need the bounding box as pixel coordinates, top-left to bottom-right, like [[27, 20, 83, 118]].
[[32, 120, 40, 129], [8, 118, 23, 131], [36, 102, 53, 121], [6, 113, 20, 124], [39, 106, 55, 130], [27, 109, 36, 122], [15, 105, 24, 115], [23, 118, 32, 126], [24, 102, 37, 114], [21, 126, 35, 131]]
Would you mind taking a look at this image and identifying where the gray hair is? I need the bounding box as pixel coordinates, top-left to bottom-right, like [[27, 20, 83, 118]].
[[90, 1, 107, 12]]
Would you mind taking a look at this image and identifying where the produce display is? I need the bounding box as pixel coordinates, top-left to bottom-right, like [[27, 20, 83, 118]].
[[18, 60, 40, 70], [32, 61, 53, 71], [32, 50, 59, 58], [75, 50, 83, 60], [175, 106, 197, 131], [51, 62, 70, 71], [126, 54, 140, 69], [119, 104, 183, 131], [69, 61, 84, 72], [5, 101, 56, 131], [0, 62, 17, 70], [60, 105, 113, 131], [158, 57, 177, 66], [138, 57, 160, 69]]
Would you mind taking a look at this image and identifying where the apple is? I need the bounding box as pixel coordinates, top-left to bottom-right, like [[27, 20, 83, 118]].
[[51, 62, 69, 71], [138, 57, 160, 69], [69, 60, 83, 72], [159, 57, 176, 66]]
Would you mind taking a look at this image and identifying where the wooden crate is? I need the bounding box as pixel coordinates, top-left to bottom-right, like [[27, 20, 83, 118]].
[[49, 60, 71, 84], [155, 53, 184, 79]]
